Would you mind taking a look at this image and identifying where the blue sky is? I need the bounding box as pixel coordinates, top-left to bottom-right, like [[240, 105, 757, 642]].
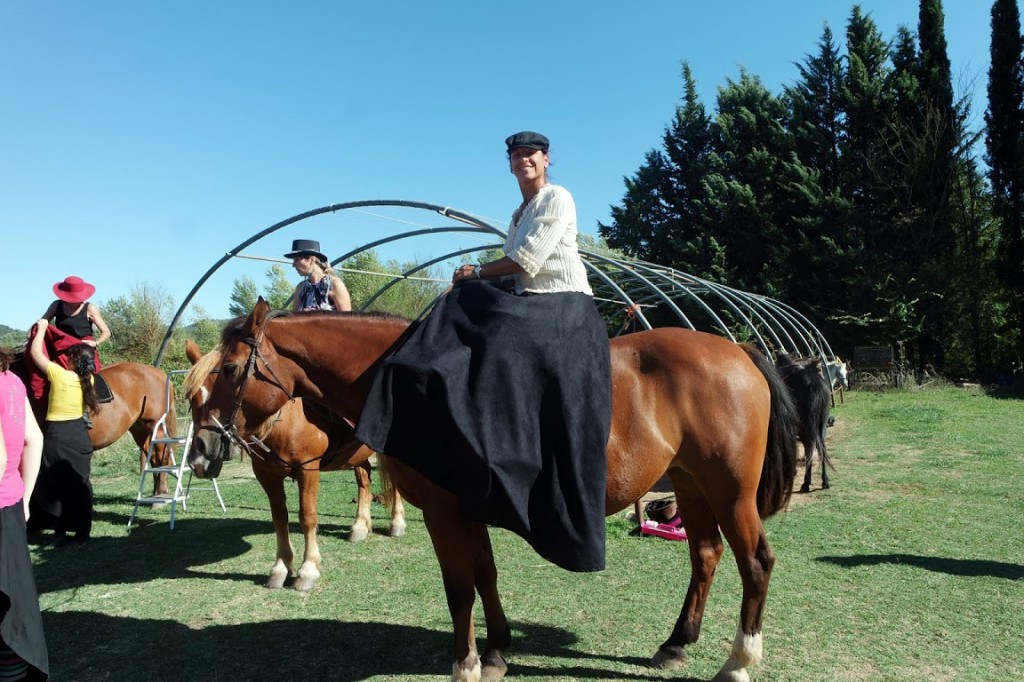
[[0, 1, 996, 330]]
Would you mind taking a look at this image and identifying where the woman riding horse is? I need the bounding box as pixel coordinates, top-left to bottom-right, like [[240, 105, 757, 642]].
[[357, 131, 612, 573]]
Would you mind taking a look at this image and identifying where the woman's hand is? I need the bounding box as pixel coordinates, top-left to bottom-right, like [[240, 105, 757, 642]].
[[82, 339, 98, 348], [34, 319, 48, 334], [452, 264, 480, 283]]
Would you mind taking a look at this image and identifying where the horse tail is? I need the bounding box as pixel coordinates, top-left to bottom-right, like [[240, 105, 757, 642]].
[[809, 374, 834, 472], [376, 452, 395, 511], [742, 344, 799, 518]]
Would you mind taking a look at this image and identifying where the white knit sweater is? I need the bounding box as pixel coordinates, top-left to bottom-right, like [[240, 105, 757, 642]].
[[504, 184, 593, 295]]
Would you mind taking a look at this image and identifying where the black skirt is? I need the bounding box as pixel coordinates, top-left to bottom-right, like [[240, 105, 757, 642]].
[[29, 419, 93, 537], [0, 502, 49, 678], [356, 280, 612, 572]]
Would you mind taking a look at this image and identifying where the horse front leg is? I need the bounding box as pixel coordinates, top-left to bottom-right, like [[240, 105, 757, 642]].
[[349, 462, 372, 542], [471, 524, 510, 682], [713, 502, 775, 682], [293, 467, 322, 592], [652, 486, 723, 671], [252, 464, 294, 589], [419, 490, 482, 681]]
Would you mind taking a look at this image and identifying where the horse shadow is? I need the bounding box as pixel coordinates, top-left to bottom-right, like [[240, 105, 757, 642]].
[[42, 611, 685, 681], [817, 553, 1024, 580], [30, 516, 270, 592]]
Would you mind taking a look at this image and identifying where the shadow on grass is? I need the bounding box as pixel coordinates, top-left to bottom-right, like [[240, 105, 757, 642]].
[[30, 516, 267, 592], [817, 553, 1024, 580], [42, 612, 684, 681]]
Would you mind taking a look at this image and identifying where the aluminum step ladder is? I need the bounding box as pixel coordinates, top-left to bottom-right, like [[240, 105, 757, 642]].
[[128, 369, 225, 530]]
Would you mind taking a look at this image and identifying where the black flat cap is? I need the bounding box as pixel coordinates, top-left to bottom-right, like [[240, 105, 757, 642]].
[[505, 131, 549, 153]]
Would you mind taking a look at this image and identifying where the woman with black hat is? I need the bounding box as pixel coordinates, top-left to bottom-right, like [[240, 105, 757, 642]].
[[357, 131, 612, 574], [39, 276, 110, 370], [285, 240, 352, 312]]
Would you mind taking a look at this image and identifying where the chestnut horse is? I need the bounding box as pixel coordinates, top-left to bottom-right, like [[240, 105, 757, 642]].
[[183, 339, 406, 592], [15, 356, 176, 495], [188, 300, 799, 682]]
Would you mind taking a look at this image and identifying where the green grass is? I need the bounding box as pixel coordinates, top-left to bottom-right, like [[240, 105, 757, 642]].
[[30, 387, 1024, 681]]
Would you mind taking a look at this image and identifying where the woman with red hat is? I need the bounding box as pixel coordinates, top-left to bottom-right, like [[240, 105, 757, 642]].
[[39, 276, 110, 370]]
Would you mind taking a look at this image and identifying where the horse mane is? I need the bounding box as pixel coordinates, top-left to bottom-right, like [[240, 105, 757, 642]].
[[218, 309, 412, 350], [183, 349, 221, 399]]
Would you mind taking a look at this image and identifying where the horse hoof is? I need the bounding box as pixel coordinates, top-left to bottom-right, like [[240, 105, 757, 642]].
[[480, 658, 508, 682], [712, 669, 750, 682], [349, 525, 369, 543], [651, 646, 687, 670], [389, 522, 407, 538], [798, 484, 810, 493], [293, 577, 318, 592], [265, 576, 286, 590]]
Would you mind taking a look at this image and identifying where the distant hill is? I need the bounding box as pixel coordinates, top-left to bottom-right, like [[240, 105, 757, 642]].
[[0, 324, 26, 350]]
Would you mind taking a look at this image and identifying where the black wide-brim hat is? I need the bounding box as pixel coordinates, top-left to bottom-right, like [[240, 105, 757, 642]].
[[505, 131, 549, 153], [284, 239, 327, 262]]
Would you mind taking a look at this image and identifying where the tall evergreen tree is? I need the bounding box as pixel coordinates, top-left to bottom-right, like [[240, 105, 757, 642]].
[[600, 63, 717, 272], [838, 7, 918, 346], [704, 69, 806, 297], [913, 0, 959, 367], [783, 24, 858, 331], [986, 0, 1024, 362]]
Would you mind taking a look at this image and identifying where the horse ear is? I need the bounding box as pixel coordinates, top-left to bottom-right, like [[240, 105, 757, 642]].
[[185, 339, 203, 364], [251, 297, 271, 327]]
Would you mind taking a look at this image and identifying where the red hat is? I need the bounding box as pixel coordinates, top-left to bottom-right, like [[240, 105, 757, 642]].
[[53, 276, 96, 303]]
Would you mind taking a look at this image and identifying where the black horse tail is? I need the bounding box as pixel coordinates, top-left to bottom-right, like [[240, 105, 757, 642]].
[[742, 344, 799, 518]]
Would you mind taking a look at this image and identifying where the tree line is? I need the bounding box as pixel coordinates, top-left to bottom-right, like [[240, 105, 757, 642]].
[[600, 0, 1024, 382]]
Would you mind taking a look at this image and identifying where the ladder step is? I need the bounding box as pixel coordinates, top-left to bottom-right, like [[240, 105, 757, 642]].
[[136, 494, 185, 505], [144, 466, 187, 475]]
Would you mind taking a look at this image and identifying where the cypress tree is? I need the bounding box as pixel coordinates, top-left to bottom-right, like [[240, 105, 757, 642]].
[[985, 0, 1024, 363]]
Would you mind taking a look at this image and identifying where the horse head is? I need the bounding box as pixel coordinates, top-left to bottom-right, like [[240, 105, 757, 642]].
[[827, 357, 849, 390], [186, 299, 299, 478]]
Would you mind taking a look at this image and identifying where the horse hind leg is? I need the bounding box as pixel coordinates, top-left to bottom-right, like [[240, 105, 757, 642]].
[[349, 462, 372, 543], [799, 438, 814, 493], [712, 506, 775, 682], [652, 485, 724, 671], [388, 487, 407, 537]]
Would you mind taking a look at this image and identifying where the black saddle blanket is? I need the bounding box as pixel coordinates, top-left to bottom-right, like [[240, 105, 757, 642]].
[[356, 280, 612, 572]]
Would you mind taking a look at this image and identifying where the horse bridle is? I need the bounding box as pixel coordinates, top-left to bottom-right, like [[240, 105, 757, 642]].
[[201, 316, 297, 462]]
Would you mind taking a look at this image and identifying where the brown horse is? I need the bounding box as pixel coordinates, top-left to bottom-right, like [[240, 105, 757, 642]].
[[188, 300, 798, 682], [183, 339, 406, 592], [15, 356, 176, 495]]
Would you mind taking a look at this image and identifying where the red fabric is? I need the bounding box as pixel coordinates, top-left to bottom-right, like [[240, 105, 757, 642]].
[[25, 325, 101, 418]]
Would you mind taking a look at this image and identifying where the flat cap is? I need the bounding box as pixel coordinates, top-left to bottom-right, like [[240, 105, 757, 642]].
[[505, 131, 549, 153]]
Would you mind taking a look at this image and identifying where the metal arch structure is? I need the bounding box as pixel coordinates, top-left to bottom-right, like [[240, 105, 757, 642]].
[[154, 200, 837, 367]]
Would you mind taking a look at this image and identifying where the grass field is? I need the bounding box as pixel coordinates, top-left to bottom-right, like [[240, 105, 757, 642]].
[[28, 386, 1024, 681]]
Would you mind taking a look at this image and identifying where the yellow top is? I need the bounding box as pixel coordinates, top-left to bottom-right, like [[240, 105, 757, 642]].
[[45, 361, 89, 422]]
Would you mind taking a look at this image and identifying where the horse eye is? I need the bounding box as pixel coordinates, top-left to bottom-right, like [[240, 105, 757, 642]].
[[223, 363, 239, 379]]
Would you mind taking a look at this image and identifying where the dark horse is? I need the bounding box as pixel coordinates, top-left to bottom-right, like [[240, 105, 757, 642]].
[[187, 300, 799, 682], [183, 339, 406, 592], [14, 354, 177, 495], [776, 354, 834, 493]]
